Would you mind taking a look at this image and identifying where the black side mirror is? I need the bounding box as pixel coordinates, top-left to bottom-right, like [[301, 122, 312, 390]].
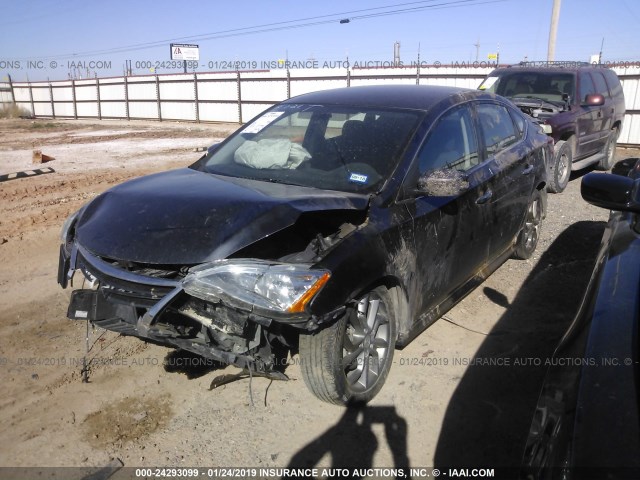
[[581, 172, 640, 213], [414, 169, 469, 197], [584, 93, 605, 106]]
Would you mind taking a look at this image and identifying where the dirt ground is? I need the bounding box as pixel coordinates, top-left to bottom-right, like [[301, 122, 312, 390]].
[[0, 117, 637, 477]]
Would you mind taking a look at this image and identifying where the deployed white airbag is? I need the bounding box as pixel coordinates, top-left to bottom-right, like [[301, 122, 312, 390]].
[[234, 139, 311, 169]]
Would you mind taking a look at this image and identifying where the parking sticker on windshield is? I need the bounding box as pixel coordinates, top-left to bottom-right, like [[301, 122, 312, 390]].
[[349, 173, 368, 184], [479, 76, 498, 90], [242, 111, 285, 134]]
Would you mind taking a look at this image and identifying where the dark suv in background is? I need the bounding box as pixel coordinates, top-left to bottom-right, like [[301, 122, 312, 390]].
[[479, 63, 625, 193]]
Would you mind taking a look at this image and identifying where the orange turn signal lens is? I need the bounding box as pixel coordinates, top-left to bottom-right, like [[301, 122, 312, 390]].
[[287, 272, 331, 313]]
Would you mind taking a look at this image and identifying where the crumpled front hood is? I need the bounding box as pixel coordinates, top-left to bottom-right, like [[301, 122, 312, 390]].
[[75, 168, 369, 265]]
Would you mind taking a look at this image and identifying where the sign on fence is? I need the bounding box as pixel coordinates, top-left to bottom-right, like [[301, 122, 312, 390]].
[[170, 44, 200, 61]]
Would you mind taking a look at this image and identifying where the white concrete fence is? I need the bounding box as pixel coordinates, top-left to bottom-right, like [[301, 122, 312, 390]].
[[1, 65, 639, 146]]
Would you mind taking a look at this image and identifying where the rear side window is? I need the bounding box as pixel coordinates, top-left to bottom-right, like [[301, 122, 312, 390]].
[[476, 103, 518, 154], [578, 72, 596, 102], [592, 71, 610, 98]]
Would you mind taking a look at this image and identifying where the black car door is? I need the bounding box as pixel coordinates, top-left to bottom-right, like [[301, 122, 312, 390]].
[[407, 103, 493, 314], [474, 102, 535, 258]]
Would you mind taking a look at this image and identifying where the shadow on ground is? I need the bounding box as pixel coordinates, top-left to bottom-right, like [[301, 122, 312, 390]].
[[163, 349, 224, 379], [568, 163, 599, 183], [287, 406, 410, 477], [433, 220, 606, 470]]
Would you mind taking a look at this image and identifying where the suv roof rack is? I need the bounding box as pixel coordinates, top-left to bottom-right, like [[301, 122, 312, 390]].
[[510, 61, 592, 68]]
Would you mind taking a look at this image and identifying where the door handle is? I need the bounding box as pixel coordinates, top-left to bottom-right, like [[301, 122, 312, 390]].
[[522, 164, 534, 175], [476, 190, 493, 205], [597, 111, 602, 118]]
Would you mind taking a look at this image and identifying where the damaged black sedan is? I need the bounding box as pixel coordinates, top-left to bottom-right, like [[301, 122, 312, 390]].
[[59, 85, 550, 405]]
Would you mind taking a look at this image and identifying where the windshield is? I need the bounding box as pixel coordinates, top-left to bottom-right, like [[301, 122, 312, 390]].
[[480, 72, 575, 103], [196, 103, 422, 193]]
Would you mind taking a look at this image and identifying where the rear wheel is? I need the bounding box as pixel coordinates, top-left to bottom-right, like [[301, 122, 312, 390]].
[[547, 139, 572, 193], [299, 286, 396, 405], [597, 127, 619, 170], [513, 189, 543, 260]]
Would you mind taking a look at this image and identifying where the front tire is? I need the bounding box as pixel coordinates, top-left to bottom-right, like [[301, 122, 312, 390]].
[[299, 286, 396, 405], [597, 127, 618, 170], [547, 139, 572, 193], [513, 189, 543, 260]]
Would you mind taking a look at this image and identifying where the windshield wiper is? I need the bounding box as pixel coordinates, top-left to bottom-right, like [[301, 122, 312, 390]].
[[262, 177, 300, 186]]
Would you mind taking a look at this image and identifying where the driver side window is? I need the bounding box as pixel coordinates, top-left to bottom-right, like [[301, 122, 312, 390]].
[[418, 105, 479, 176], [579, 72, 596, 102]]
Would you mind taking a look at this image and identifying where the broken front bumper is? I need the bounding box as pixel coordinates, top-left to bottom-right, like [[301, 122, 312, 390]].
[[58, 243, 341, 373]]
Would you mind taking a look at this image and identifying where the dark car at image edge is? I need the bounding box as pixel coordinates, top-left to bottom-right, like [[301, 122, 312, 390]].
[[522, 157, 640, 479], [58, 85, 551, 405], [479, 62, 625, 193]]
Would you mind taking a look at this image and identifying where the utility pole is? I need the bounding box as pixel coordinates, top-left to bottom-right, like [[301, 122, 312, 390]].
[[547, 0, 561, 62], [473, 39, 480, 62]]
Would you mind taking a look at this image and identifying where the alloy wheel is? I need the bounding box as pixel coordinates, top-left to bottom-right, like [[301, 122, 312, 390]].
[[342, 293, 391, 392], [522, 195, 542, 251], [557, 150, 570, 186]]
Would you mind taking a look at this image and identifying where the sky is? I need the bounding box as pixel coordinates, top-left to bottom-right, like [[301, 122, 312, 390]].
[[1, 0, 639, 82]]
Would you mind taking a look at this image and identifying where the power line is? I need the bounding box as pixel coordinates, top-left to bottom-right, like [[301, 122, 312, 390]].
[[349, 0, 504, 21], [13, 0, 508, 61]]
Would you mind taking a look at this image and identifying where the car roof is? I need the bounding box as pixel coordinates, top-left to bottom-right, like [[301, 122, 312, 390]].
[[283, 85, 494, 111]]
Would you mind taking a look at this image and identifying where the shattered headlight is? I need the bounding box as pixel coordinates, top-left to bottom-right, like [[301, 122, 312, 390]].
[[183, 260, 331, 315]]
